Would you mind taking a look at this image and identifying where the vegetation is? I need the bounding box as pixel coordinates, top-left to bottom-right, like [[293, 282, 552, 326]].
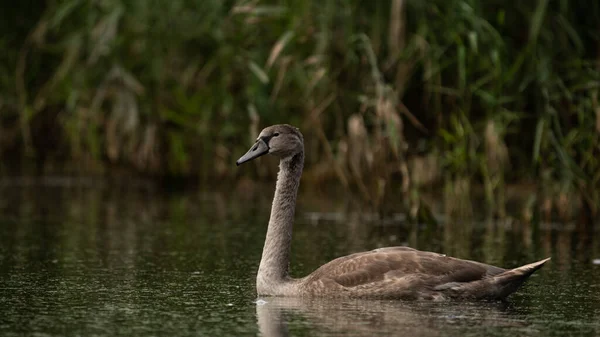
[[1, 0, 599, 218]]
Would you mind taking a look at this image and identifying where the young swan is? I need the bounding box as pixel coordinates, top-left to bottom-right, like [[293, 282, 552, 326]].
[[237, 124, 550, 300]]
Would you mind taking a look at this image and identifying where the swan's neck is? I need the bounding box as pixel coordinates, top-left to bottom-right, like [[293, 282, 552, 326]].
[[257, 151, 304, 294]]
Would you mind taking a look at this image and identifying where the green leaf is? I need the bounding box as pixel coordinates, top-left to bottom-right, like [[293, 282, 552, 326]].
[[248, 61, 269, 84], [533, 119, 545, 163]]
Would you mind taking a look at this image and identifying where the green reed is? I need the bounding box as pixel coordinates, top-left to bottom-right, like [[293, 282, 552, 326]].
[[0, 0, 598, 218]]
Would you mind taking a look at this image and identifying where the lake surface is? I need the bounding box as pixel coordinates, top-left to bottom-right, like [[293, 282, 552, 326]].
[[0, 178, 598, 336]]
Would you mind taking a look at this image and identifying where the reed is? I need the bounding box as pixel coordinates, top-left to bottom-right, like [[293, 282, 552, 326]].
[[0, 0, 598, 219]]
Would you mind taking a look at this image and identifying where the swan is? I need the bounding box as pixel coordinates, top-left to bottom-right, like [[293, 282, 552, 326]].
[[236, 124, 549, 300]]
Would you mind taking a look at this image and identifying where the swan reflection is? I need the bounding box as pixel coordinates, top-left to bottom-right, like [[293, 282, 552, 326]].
[[256, 297, 530, 337]]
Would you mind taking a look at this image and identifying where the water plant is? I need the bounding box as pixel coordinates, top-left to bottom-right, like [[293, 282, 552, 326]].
[[0, 0, 598, 220]]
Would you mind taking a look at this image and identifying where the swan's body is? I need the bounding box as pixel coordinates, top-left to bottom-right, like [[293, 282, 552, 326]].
[[237, 124, 549, 300]]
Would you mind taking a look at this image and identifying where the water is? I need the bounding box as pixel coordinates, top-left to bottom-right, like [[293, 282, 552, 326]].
[[0, 179, 598, 336]]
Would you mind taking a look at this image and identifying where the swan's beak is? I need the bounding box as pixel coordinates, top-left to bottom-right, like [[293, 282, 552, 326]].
[[236, 138, 270, 166]]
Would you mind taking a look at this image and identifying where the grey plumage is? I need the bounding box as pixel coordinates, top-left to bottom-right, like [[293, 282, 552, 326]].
[[237, 124, 549, 300]]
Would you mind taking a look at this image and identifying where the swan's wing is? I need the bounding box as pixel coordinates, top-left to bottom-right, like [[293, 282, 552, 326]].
[[301, 247, 548, 299], [305, 247, 505, 289]]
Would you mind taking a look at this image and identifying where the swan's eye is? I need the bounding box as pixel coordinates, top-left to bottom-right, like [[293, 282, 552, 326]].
[[273, 132, 280, 137]]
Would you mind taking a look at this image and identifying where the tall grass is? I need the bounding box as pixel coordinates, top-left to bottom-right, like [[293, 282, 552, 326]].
[[0, 0, 599, 218]]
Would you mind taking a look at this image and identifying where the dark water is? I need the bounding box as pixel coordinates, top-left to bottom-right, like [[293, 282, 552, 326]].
[[0, 179, 598, 336]]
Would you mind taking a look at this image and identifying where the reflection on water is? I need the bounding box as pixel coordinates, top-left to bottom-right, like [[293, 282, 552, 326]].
[[0, 179, 598, 336], [257, 297, 531, 337]]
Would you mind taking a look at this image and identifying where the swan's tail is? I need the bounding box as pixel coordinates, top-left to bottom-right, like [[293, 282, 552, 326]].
[[438, 257, 550, 300], [487, 257, 550, 299]]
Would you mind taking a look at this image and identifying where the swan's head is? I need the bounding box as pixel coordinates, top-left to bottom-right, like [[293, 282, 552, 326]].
[[236, 124, 304, 165]]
